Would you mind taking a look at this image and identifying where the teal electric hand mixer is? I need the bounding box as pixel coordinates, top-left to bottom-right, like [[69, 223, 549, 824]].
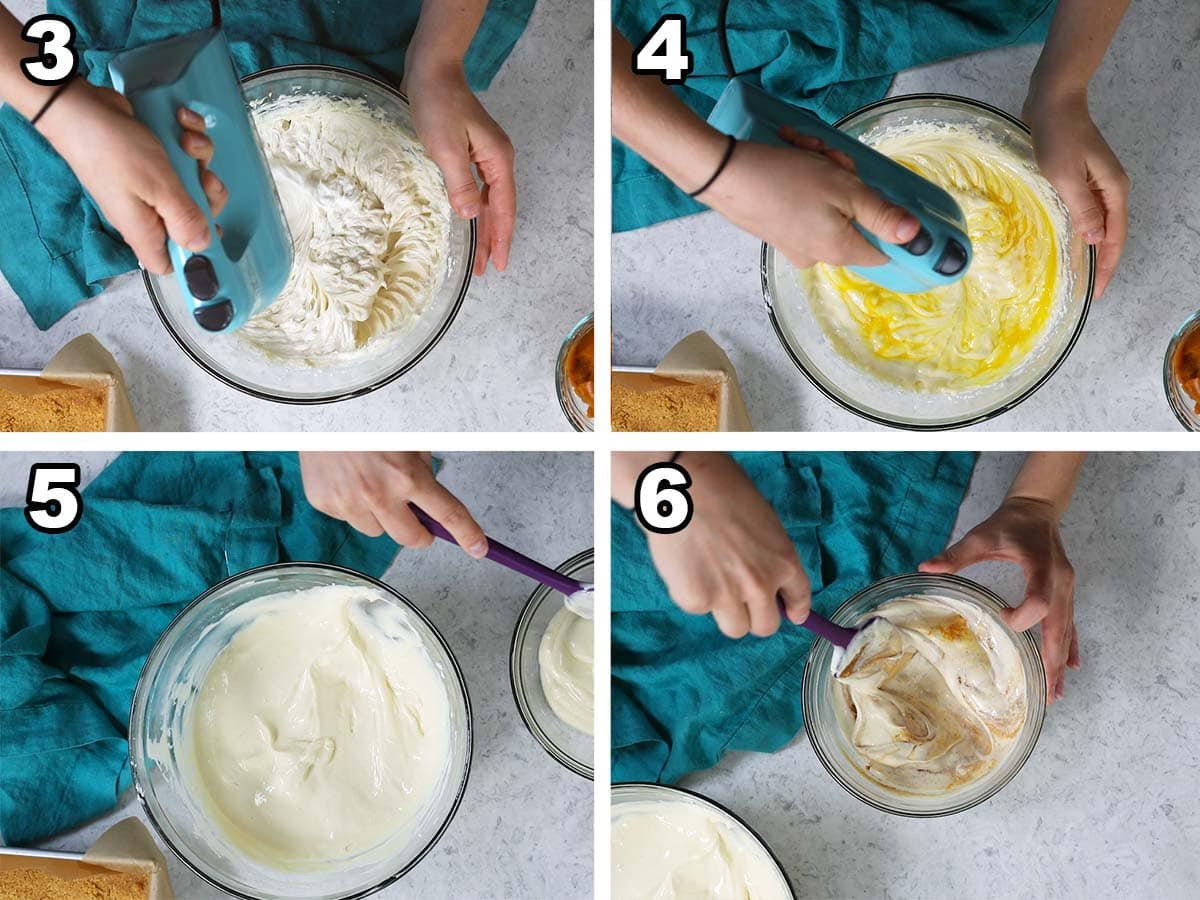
[[707, 79, 972, 293], [108, 27, 291, 332]]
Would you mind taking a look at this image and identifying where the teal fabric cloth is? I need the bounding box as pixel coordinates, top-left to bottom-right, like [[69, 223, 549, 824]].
[[1, 0, 534, 328], [612, 0, 1056, 232], [0, 451, 399, 844], [611, 451, 977, 784]]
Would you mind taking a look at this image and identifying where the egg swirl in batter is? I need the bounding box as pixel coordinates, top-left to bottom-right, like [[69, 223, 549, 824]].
[[805, 127, 1067, 391]]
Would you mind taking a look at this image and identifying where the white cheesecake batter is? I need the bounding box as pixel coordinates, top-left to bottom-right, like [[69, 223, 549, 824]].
[[243, 94, 450, 364], [611, 799, 791, 900], [804, 126, 1069, 391], [187, 585, 453, 868], [538, 606, 594, 735], [832, 594, 1027, 794]]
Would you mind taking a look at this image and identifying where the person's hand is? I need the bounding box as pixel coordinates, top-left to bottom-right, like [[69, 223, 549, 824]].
[[36, 81, 225, 275], [700, 131, 920, 270], [1024, 88, 1129, 299], [643, 454, 811, 638], [299, 452, 488, 558], [919, 496, 1078, 703], [406, 62, 515, 276]]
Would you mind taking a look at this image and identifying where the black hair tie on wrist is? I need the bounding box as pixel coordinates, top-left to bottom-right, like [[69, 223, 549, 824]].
[[688, 135, 737, 199], [29, 75, 76, 128]]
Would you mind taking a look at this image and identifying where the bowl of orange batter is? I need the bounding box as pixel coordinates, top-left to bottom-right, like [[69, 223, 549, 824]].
[[763, 94, 1095, 430]]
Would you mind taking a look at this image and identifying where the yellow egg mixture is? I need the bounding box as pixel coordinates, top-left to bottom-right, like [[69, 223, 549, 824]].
[[804, 127, 1066, 392]]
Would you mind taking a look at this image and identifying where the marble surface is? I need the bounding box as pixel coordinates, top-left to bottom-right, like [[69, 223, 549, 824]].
[[0, 451, 594, 899], [613, 0, 1200, 431], [674, 452, 1200, 898], [0, 0, 592, 433]]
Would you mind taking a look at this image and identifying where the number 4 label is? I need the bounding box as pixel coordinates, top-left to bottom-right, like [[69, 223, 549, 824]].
[[633, 15, 693, 85], [634, 462, 694, 534], [24, 464, 83, 534]]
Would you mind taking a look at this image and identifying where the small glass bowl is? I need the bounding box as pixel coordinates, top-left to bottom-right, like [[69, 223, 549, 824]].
[[128, 563, 473, 899], [556, 313, 595, 432], [611, 783, 795, 899], [763, 94, 1094, 430], [509, 549, 593, 778], [801, 572, 1045, 817], [1164, 308, 1200, 430], [145, 65, 475, 405]]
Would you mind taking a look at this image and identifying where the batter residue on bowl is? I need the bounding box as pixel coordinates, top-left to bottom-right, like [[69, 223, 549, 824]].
[[832, 593, 1027, 794], [243, 94, 450, 365], [186, 584, 452, 868], [805, 126, 1068, 392]]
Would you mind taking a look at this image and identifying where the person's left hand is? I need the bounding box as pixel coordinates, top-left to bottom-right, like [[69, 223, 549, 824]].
[[918, 496, 1079, 704], [406, 63, 516, 276], [1024, 88, 1129, 300]]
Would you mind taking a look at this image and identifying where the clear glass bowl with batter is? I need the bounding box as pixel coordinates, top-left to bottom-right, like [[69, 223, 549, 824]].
[[1164, 308, 1200, 430], [763, 94, 1095, 430], [801, 572, 1046, 817], [509, 549, 594, 778], [128, 563, 473, 899], [610, 783, 795, 899], [144, 65, 476, 404]]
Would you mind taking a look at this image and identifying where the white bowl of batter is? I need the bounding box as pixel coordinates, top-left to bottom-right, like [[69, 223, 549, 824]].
[[801, 573, 1046, 816], [509, 549, 593, 779], [129, 563, 472, 899], [611, 783, 795, 900], [145, 65, 475, 404], [763, 94, 1095, 429]]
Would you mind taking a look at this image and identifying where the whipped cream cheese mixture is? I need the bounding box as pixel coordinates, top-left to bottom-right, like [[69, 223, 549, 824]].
[[186, 585, 452, 868], [242, 94, 450, 364], [832, 594, 1027, 794], [804, 126, 1069, 391], [612, 800, 791, 900], [538, 605, 594, 735]]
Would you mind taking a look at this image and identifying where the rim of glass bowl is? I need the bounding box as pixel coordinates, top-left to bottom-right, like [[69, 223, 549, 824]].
[[611, 783, 797, 899], [128, 562, 474, 900], [143, 64, 476, 406], [509, 549, 594, 779], [556, 313, 595, 432], [801, 572, 1046, 818], [1163, 307, 1200, 430], [760, 92, 1096, 431]]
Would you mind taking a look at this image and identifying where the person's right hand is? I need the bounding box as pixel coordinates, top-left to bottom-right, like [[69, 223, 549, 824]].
[[36, 81, 225, 275], [700, 132, 921, 270], [643, 453, 811, 639]]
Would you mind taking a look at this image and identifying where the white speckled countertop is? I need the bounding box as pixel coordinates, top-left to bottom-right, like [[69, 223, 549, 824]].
[[0, 451, 594, 899], [0, 0, 592, 433], [673, 452, 1200, 898], [613, 1, 1200, 431]]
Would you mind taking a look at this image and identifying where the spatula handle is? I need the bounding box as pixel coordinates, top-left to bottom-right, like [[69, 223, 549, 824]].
[[776, 595, 857, 648]]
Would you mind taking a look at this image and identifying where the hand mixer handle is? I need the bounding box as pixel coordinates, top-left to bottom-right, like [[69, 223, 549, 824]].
[[109, 27, 291, 333]]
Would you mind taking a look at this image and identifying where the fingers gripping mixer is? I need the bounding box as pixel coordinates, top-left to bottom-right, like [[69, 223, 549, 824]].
[[109, 27, 291, 332], [707, 79, 972, 294]]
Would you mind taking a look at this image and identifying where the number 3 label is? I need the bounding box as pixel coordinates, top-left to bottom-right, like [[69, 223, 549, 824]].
[[24, 464, 83, 533], [20, 15, 78, 86], [632, 15, 693, 85], [634, 462, 693, 534]]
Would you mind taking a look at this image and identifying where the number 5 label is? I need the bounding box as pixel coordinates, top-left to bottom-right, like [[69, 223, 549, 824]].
[[634, 462, 693, 534], [24, 464, 83, 534], [632, 15, 693, 85]]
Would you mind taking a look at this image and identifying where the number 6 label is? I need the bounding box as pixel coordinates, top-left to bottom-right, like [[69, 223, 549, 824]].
[[634, 462, 693, 534], [24, 464, 83, 534]]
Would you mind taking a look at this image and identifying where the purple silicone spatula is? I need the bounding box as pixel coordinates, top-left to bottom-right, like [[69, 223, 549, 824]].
[[411, 505, 595, 617], [775, 595, 882, 671]]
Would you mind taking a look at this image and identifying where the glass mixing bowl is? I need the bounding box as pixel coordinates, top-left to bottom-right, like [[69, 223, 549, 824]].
[[801, 572, 1046, 817], [1164, 308, 1200, 430], [509, 549, 593, 778], [145, 65, 476, 404], [128, 563, 473, 899], [611, 783, 795, 899], [763, 94, 1095, 430], [556, 313, 595, 432]]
